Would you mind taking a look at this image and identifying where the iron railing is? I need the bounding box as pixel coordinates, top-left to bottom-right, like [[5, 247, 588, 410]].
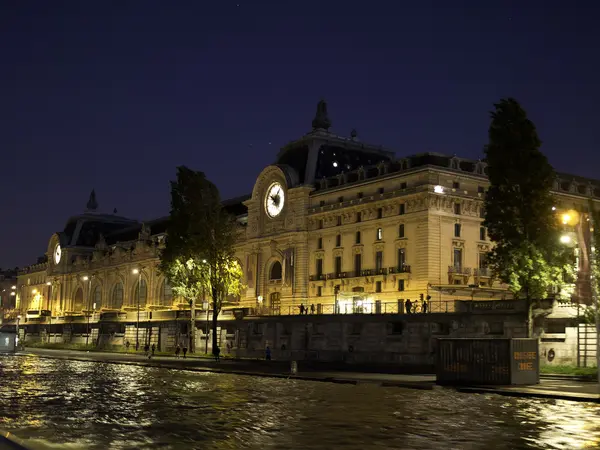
[[309, 265, 411, 281], [250, 300, 455, 316]]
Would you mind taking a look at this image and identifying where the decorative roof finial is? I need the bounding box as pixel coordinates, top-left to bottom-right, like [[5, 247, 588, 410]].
[[113, 208, 118, 214], [312, 99, 331, 131], [350, 128, 358, 139], [86, 189, 98, 211]]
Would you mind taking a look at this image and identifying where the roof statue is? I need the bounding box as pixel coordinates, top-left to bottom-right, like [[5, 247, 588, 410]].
[[350, 128, 358, 139], [312, 99, 332, 131], [86, 189, 98, 212]]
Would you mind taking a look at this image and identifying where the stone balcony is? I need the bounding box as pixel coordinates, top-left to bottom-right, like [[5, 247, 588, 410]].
[[309, 265, 411, 282], [448, 266, 472, 285]]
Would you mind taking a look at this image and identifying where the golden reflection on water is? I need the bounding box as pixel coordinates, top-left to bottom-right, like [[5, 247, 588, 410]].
[[0, 355, 600, 449]]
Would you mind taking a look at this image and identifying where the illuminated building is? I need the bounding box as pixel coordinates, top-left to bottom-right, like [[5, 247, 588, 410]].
[[13, 101, 600, 355]]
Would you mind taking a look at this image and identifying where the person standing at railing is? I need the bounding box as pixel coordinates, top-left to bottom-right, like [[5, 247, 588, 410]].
[[299, 304, 305, 315], [405, 299, 412, 314], [310, 304, 315, 314], [422, 299, 428, 314]]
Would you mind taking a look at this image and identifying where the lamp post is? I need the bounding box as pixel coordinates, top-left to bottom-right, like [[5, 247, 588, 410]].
[[560, 207, 600, 381], [83, 276, 91, 346], [132, 268, 141, 351], [16, 314, 21, 350]]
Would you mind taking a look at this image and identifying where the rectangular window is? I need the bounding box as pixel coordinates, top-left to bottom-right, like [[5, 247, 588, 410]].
[[480, 226, 486, 241], [375, 281, 382, 293], [357, 192, 363, 199], [479, 252, 488, 269], [453, 248, 462, 270], [453, 181, 460, 189], [375, 251, 383, 271], [400, 182, 407, 190], [399, 204, 405, 215], [454, 223, 461, 238], [480, 207, 485, 218], [337, 216, 342, 226], [377, 228, 383, 240], [318, 219, 323, 229], [356, 212, 362, 223], [335, 256, 342, 274], [377, 208, 383, 219], [316, 258, 323, 276], [398, 224, 405, 238], [355, 231, 361, 244], [336, 234, 341, 247], [317, 286, 322, 297], [378, 187, 384, 194], [454, 203, 461, 215], [318, 237, 323, 249], [338, 196, 344, 203], [319, 200, 325, 207], [354, 253, 362, 274], [397, 248, 406, 269], [398, 279, 405, 291]]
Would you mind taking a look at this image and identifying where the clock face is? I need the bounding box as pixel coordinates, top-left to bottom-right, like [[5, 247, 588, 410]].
[[54, 244, 62, 264], [264, 182, 285, 218]]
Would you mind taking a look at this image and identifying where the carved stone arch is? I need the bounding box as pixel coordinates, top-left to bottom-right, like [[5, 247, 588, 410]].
[[90, 276, 104, 310], [109, 274, 126, 310], [130, 271, 149, 308], [71, 281, 85, 312], [265, 255, 283, 282], [155, 275, 174, 308]]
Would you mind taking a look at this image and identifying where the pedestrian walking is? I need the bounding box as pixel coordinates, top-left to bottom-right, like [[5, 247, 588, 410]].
[[183, 346, 188, 359], [405, 299, 412, 314], [175, 344, 181, 358], [310, 304, 315, 314], [144, 343, 149, 357], [125, 341, 130, 352], [214, 346, 220, 362], [265, 346, 271, 361], [151, 343, 156, 356], [422, 299, 428, 314], [299, 304, 305, 315]]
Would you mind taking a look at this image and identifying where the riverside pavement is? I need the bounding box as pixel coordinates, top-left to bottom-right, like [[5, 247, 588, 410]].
[[16, 348, 600, 402]]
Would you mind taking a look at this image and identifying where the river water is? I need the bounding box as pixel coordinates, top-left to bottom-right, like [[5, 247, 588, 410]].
[[0, 355, 599, 449]]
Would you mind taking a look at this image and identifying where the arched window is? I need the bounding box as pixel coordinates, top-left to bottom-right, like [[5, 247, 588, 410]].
[[112, 282, 124, 309], [92, 286, 102, 310], [73, 287, 84, 311], [269, 261, 282, 280], [159, 280, 173, 306], [133, 279, 148, 306]]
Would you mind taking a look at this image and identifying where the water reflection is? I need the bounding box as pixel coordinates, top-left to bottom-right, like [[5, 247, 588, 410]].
[[0, 355, 598, 449]]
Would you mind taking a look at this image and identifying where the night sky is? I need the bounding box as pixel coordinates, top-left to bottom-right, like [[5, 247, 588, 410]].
[[1, 1, 598, 268]]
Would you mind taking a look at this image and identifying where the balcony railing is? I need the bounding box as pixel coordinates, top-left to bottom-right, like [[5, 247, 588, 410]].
[[249, 300, 456, 316], [309, 266, 411, 281], [448, 266, 472, 276], [474, 267, 493, 278]]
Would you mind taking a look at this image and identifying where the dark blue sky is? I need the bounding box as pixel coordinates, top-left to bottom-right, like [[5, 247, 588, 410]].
[[1, 1, 598, 268]]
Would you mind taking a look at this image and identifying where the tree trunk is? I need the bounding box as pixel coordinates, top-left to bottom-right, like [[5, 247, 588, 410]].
[[525, 285, 532, 338], [189, 296, 196, 353], [211, 287, 219, 355]]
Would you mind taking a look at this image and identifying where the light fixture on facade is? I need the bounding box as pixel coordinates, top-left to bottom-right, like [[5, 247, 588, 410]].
[[11, 286, 15, 290], [10, 292, 15, 296], [32, 289, 37, 294], [132, 268, 139, 275], [562, 214, 571, 225], [46, 281, 51, 286], [82, 276, 89, 281], [434, 185, 444, 194], [332, 161, 338, 168], [552, 206, 556, 211]]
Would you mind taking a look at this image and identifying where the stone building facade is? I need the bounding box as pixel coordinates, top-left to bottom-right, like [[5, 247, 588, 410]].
[[12, 101, 600, 361]]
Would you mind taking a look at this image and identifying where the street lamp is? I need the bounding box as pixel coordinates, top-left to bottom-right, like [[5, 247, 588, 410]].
[[82, 276, 92, 346], [132, 268, 141, 351], [16, 314, 21, 350]]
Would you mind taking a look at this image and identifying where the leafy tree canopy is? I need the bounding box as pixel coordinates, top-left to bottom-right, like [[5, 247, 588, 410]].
[[483, 98, 570, 301]]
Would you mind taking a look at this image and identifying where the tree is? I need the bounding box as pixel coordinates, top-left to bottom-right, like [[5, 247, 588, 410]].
[[160, 166, 244, 355], [483, 98, 571, 335]]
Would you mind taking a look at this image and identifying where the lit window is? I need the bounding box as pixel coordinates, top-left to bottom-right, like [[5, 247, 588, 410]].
[[377, 228, 383, 240]]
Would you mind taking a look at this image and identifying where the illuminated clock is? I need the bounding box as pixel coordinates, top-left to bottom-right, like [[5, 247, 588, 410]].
[[54, 244, 62, 264], [265, 182, 285, 218]]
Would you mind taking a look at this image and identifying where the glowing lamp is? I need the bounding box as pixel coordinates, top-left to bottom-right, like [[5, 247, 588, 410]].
[[434, 185, 444, 194], [560, 235, 571, 244]]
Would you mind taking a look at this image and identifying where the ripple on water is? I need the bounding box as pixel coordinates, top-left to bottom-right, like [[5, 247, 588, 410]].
[[0, 355, 600, 449]]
